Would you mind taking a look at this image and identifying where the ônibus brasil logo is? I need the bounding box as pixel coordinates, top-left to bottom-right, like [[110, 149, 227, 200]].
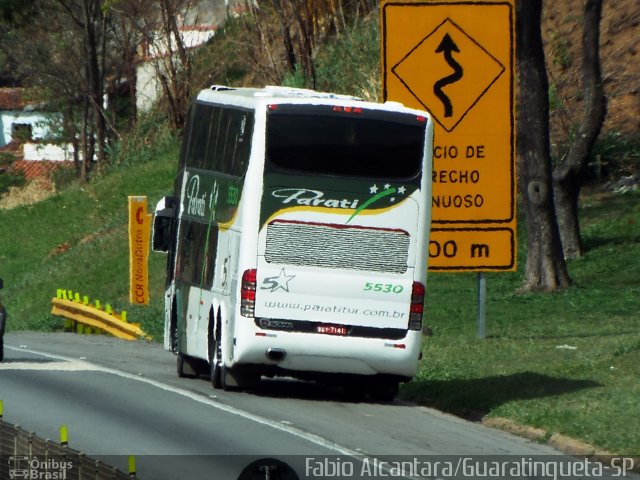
[[271, 184, 407, 223], [9, 456, 74, 479]]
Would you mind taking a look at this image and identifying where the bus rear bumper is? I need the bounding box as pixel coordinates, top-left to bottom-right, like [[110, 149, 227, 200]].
[[231, 328, 422, 379]]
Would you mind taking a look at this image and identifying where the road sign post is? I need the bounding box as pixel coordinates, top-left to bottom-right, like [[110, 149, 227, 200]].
[[382, 0, 516, 272]]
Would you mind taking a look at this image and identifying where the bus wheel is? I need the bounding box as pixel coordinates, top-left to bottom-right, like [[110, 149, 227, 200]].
[[209, 325, 224, 390], [343, 379, 366, 402], [177, 352, 197, 378], [169, 300, 178, 353], [369, 379, 399, 403], [224, 366, 259, 391]]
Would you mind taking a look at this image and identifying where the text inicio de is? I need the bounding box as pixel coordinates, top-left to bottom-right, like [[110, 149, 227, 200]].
[[434, 144, 485, 159]]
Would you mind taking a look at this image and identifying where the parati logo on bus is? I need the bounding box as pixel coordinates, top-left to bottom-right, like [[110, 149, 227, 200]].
[[272, 188, 359, 209], [185, 175, 218, 217]]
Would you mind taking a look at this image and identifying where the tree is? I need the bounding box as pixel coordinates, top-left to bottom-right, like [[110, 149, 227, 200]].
[[73, 0, 110, 177], [1, 0, 113, 182], [516, 0, 571, 291], [242, 0, 378, 88], [0, 1, 38, 85], [110, 0, 198, 131], [552, 0, 606, 258]]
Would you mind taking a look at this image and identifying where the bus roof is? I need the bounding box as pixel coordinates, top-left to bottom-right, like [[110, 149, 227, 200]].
[[195, 85, 429, 117]]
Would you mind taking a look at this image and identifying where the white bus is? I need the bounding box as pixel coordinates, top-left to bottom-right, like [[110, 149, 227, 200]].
[[153, 85, 433, 400]]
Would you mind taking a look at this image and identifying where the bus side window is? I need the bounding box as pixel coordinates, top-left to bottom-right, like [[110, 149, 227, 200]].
[[187, 104, 214, 169], [232, 112, 253, 177], [215, 110, 234, 174], [202, 225, 218, 288], [176, 221, 195, 283], [177, 221, 213, 286], [204, 107, 222, 172], [191, 224, 207, 285]]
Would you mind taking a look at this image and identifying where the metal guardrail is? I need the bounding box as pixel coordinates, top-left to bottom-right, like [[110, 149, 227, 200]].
[[0, 420, 133, 480], [50, 297, 149, 341]]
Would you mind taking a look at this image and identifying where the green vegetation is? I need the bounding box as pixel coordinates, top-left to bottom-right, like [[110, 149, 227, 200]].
[[0, 169, 25, 197], [0, 119, 178, 338], [282, 16, 382, 102], [406, 190, 640, 454]]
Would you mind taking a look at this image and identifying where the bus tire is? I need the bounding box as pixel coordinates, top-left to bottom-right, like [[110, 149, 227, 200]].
[[209, 316, 224, 390], [210, 348, 224, 390], [368, 379, 399, 403], [223, 366, 259, 391], [343, 378, 366, 401], [169, 299, 178, 353], [177, 352, 198, 378]]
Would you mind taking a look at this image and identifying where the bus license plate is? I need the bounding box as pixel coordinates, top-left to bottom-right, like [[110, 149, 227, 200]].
[[317, 324, 347, 336]]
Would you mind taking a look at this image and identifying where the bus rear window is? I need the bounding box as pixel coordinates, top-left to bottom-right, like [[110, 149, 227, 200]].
[[266, 108, 425, 179]]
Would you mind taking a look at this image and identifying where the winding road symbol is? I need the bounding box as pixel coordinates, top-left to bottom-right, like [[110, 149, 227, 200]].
[[433, 33, 463, 118], [390, 17, 506, 132]]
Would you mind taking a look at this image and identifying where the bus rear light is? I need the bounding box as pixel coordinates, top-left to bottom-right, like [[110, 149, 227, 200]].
[[332, 106, 363, 114], [241, 269, 257, 317], [409, 281, 425, 331], [268, 104, 278, 111], [416, 115, 427, 123]]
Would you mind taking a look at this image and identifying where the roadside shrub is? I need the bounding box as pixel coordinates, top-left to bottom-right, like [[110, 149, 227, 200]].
[[0, 169, 26, 198], [282, 14, 381, 100], [107, 109, 178, 168], [589, 131, 640, 181]]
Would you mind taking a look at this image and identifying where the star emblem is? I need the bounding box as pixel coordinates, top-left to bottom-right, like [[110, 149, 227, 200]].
[[370, 184, 379, 194], [261, 268, 296, 293], [397, 186, 406, 195]]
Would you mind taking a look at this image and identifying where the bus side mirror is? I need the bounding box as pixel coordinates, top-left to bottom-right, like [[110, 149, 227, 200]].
[[152, 196, 177, 253]]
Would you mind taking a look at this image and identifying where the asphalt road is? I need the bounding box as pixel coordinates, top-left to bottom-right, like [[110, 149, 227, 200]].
[[1, 331, 618, 479]]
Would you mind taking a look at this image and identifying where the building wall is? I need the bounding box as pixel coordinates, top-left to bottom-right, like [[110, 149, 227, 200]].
[[23, 143, 74, 162], [135, 0, 244, 113], [0, 111, 51, 147]]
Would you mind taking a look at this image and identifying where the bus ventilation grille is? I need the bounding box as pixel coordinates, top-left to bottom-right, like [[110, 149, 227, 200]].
[[265, 221, 409, 274]]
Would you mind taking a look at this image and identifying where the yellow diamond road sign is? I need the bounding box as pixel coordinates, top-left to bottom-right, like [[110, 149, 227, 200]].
[[392, 17, 506, 133], [382, 0, 516, 271]]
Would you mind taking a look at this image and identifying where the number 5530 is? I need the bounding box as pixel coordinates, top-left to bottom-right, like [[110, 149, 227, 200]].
[[363, 282, 403, 294]]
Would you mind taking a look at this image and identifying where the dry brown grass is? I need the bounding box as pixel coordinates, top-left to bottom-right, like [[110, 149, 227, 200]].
[[0, 177, 56, 210]]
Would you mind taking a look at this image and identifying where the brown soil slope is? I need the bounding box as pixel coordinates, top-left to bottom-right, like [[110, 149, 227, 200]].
[[543, 1, 639, 141]]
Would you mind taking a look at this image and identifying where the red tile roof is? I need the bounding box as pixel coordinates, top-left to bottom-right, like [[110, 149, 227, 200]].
[[0, 88, 27, 110], [10, 160, 73, 180]]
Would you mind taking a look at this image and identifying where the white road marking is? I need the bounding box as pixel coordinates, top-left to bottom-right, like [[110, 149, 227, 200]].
[[4, 345, 361, 457], [0, 359, 100, 371]]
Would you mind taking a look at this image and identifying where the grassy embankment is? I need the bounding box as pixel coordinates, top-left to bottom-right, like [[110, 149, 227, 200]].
[[0, 122, 178, 338], [406, 189, 640, 455]]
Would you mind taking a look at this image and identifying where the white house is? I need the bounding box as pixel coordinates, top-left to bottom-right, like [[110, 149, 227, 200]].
[[135, 0, 244, 113], [0, 88, 74, 177], [0, 88, 51, 148]]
